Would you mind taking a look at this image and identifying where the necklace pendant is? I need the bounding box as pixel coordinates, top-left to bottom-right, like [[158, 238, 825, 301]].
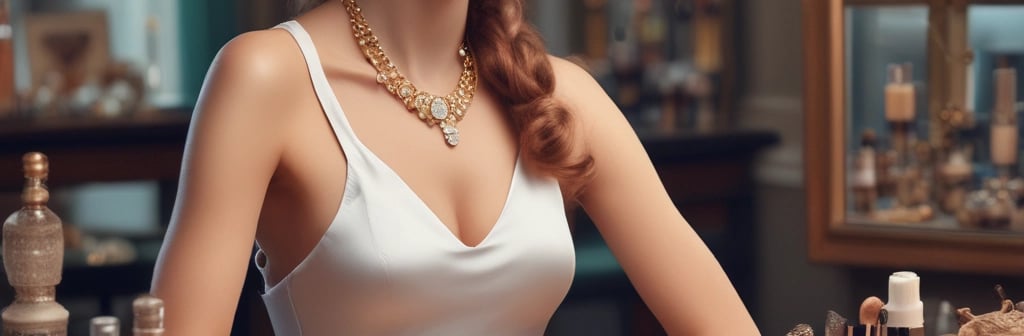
[[442, 123, 460, 146]]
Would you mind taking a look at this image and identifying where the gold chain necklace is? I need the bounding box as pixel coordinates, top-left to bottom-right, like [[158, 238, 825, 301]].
[[342, 0, 477, 147]]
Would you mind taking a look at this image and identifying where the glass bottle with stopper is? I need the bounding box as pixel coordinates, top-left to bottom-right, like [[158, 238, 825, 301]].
[[884, 63, 924, 209], [1, 152, 69, 335]]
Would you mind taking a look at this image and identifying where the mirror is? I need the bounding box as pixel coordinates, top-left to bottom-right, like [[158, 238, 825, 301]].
[[804, 0, 1024, 275]]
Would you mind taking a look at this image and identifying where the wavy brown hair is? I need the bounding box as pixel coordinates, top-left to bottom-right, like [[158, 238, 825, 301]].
[[292, 0, 594, 196]]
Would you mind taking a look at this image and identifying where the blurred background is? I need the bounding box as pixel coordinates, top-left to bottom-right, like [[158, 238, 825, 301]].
[[0, 0, 1021, 335]]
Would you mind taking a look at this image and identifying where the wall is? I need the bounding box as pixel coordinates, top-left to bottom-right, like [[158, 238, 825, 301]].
[[738, 0, 854, 333], [740, 0, 1024, 334]]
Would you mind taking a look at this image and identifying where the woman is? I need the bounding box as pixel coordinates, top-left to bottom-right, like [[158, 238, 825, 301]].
[[151, 0, 760, 334]]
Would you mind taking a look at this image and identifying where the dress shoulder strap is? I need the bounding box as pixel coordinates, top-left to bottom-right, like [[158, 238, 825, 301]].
[[275, 20, 364, 159]]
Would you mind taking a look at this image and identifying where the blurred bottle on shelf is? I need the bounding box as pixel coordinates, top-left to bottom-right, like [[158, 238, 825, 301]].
[[693, 0, 722, 74], [0, 0, 13, 116], [90, 316, 120, 336]]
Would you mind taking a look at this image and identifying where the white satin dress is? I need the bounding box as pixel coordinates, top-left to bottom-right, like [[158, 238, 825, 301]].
[[254, 21, 577, 336]]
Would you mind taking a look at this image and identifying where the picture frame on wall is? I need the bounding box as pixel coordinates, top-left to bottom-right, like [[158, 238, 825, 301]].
[[23, 11, 108, 95]]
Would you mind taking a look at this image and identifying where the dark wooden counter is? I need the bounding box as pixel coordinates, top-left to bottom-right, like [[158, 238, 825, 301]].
[[0, 111, 192, 191]]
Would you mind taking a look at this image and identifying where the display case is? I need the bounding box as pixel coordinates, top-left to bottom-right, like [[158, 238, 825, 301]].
[[805, 0, 1024, 275]]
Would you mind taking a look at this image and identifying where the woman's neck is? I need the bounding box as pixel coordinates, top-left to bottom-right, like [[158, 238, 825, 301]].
[[353, 0, 469, 89]]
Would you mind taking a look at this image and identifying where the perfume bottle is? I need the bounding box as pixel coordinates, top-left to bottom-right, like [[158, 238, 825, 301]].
[[853, 130, 879, 214], [693, 0, 722, 73], [884, 63, 919, 208], [582, 0, 608, 62], [0, 0, 14, 114], [143, 15, 162, 110], [885, 63, 916, 155], [885, 63, 916, 124], [1, 153, 69, 335], [133, 295, 165, 336], [991, 68, 1018, 177]]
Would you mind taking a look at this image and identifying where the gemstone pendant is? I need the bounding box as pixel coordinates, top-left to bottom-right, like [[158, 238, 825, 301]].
[[442, 124, 460, 146]]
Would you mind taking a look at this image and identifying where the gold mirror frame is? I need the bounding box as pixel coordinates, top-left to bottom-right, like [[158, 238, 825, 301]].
[[804, 0, 1024, 275]]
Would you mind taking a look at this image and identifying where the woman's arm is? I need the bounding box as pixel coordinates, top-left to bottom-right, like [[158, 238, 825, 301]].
[[151, 29, 303, 335], [551, 57, 760, 335]]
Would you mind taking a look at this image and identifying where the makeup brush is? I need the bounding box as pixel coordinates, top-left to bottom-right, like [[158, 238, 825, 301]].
[[860, 296, 884, 336]]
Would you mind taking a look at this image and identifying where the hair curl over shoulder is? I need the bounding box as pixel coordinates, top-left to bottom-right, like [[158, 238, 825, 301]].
[[466, 0, 594, 196], [292, 0, 595, 196]]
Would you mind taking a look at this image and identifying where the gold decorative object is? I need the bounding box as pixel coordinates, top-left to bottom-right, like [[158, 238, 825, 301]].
[[956, 285, 1024, 336], [1, 152, 69, 335], [785, 324, 814, 336], [873, 204, 935, 223]]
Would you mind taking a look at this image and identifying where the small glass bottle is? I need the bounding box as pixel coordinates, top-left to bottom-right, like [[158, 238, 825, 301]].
[[990, 68, 1018, 177], [884, 63, 918, 208], [133, 295, 164, 336], [853, 130, 878, 214], [885, 63, 916, 158], [90, 316, 120, 336]]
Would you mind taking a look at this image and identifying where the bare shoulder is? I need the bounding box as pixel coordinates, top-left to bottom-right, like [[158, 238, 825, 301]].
[[194, 28, 312, 131], [548, 56, 604, 107], [546, 55, 626, 148], [205, 29, 306, 96], [185, 27, 315, 165]]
